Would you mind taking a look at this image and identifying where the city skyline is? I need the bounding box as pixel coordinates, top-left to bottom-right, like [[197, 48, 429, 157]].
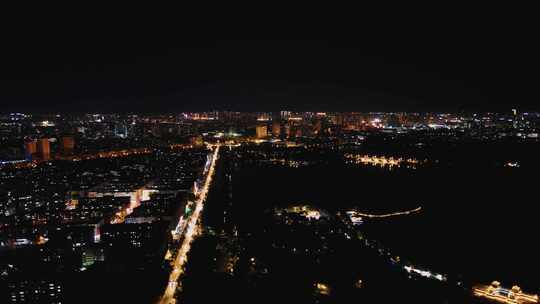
[[1, 17, 539, 303], [1, 107, 539, 303]]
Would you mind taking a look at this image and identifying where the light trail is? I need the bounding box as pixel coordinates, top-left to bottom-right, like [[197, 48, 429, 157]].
[[351, 207, 422, 219], [404, 265, 446, 281], [159, 144, 220, 304], [109, 188, 145, 224]]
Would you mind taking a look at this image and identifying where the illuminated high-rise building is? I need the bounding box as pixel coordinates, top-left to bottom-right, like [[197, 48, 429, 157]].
[[37, 138, 51, 161], [313, 120, 322, 135], [257, 113, 271, 121], [24, 139, 37, 160], [272, 121, 281, 137], [333, 113, 344, 126], [62, 136, 75, 154], [114, 123, 128, 138], [255, 125, 268, 139], [280, 111, 291, 120], [283, 123, 291, 138], [512, 108, 519, 128]]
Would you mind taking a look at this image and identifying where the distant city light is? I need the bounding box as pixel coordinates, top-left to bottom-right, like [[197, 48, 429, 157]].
[[345, 153, 424, 169], [505, 162, 520, 168], [404, 265, 446, 282], [474, 281, 538, 304]]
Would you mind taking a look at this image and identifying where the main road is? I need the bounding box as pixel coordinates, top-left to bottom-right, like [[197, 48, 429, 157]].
[[159, 144, 220, 304]]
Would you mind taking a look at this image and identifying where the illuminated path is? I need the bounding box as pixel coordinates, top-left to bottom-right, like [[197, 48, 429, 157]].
[[344, 153, 422, 169], [474, 283, 538, 304], [159, 145, 220, 304], [354, 206, 422, 218]]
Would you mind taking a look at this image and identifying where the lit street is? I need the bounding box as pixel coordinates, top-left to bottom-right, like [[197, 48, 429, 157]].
[[159, 144, 220, 304], [1, 31, 539, 304]]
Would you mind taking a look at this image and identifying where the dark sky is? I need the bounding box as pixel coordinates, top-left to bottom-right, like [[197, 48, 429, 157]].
[[1, 13, 538, 113]]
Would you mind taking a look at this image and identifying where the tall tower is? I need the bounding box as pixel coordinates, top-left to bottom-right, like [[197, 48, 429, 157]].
[[283, 123, 291, 138], [255, 125, 268, 139], [37, 138, 50, 161], [272, 121, 281, 137], [24, 139, 37, 160], [62, 137, 75, 154]]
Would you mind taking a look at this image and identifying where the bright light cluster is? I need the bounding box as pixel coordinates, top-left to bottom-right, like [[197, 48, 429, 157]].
[[404, 265, 446, 281], [344, 153, 422, 169], [473, 281, 538, 304], [505, 162, 520, 168]]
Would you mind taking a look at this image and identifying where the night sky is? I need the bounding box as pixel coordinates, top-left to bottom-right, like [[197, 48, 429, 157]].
[[1, 15, 538, 113]]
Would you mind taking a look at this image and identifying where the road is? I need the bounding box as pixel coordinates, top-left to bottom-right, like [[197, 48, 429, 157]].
[[159, 144, 220, 304], [352, 206, 422, 218]]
